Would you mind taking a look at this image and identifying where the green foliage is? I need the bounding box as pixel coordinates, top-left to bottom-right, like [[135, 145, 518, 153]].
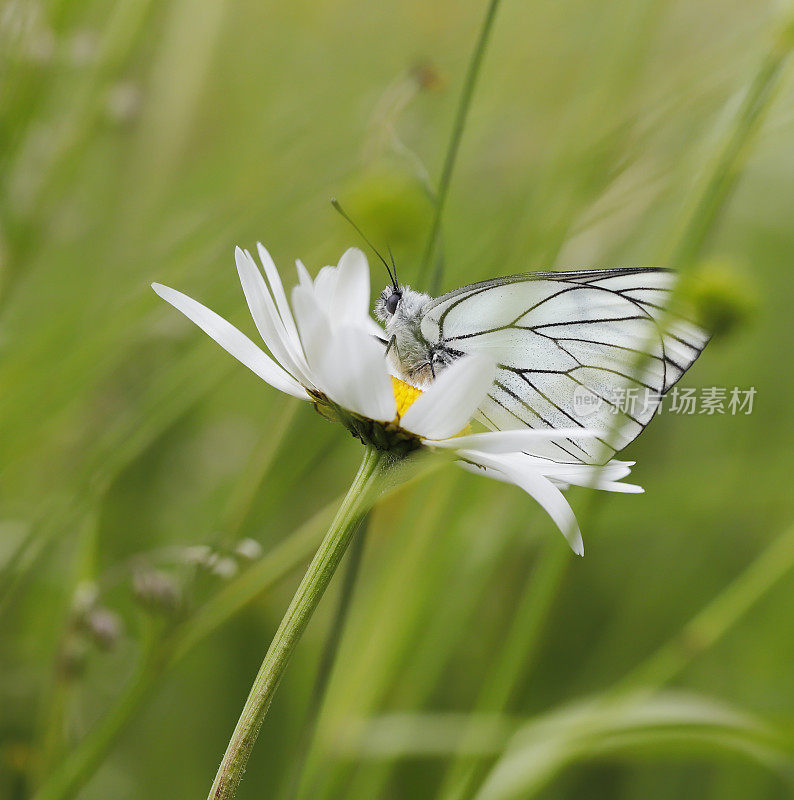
[[2, 1, 794, 799]]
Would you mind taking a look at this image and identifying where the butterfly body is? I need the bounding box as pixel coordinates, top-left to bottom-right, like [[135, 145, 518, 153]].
[[376, 284, 445, 385], [375, 267, 709, 465]]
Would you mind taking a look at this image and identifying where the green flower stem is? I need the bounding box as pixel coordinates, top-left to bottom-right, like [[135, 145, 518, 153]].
[[278, 517, 370, 800], [417, 0, 502, 294], [206, 446, 388, 800]]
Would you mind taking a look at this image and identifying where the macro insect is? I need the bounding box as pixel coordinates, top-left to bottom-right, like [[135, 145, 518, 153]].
[[374, 265, 708, 466], [331, 201, 709, 466]]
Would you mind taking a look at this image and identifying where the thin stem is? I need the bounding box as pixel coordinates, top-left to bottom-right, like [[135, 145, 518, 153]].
[[416, 0, 502, 294], [36, 505, 102, 785], [279, 516, 369, 800], [31, 627, 162, 800], [206, 446, 387, 800], [665, 15, 794, 270]]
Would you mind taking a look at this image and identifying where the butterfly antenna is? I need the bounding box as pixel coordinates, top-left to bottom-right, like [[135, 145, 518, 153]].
[[387, 246, 399, 290], [330, 198, 397, 287]]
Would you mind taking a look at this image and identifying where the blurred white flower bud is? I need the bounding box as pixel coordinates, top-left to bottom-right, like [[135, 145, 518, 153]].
[[84, 608, 123, 651], [211, 557, 238, 579], [133, 568, 181, 615], [234, 538, 263, 561]]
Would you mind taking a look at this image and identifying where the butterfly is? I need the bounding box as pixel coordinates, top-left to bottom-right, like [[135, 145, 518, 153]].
[[374, 267, 709, 465]]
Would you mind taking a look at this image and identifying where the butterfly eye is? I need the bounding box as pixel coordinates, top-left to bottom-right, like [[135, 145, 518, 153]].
[[385, 291, 401, 315]]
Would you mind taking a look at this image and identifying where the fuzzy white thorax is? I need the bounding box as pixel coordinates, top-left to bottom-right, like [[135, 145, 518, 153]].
[[374, 283, 442, 386]]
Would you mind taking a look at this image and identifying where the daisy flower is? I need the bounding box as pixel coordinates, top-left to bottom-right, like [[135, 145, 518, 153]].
[[152, 244, 642, 555]]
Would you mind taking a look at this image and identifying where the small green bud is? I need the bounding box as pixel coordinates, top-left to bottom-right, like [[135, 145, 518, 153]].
[[681, 260, 759, 340], [341, 167, 429, 250]]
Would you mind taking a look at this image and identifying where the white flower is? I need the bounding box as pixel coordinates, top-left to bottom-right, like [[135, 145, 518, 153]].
[[152, 244, 642, 555]]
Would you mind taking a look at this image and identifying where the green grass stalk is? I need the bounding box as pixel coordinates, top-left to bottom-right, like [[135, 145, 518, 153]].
[[416, 0, 502, 294], [206, 446, 387, 800]]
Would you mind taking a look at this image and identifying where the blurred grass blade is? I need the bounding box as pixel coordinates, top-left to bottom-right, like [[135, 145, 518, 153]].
[[591, 7, 794, 485], [665, 12, 794, 270], [330, 693, 792, 800], [336, 712, 513, 758], [473, 692, 793, 800], [278, 516, 370, 800], [314, 491, 523, 800], [416, 0, 502, 293], [168, 502, 336, 665], [437, 539, 570, 800], [0, 521, 41, 616], [619, 524, 794, 691]]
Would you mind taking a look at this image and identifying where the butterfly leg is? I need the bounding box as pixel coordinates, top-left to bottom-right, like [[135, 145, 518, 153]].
[[385, 336, 406, 371], [426, 343, 461, 381]]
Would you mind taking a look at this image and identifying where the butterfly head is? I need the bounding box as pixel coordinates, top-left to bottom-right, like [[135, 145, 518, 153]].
[[374, 246, 405, 322], [375, 284, 403, 321], [375, 282, 432, 331]]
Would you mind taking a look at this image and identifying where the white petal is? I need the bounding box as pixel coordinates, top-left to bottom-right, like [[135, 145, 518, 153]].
[[462, 450, 584, 556], [402, 355, 496, 439], [291, 285, 332, 375], [332, 248, 371, 325], [256, 243, 303, 354], [542, 460, 642, 491], [151, 283, 309, 400], [313, 265, 338, 313], [293, 282, 395, 419], [234, 248, 312, 385], [295, 259, 313, 290], [594, 480, 644, 493], [312, 326, 396, 420], [243, 248, 311, 378], [365, 316, 388, 338], [429, 428, 603, 453]]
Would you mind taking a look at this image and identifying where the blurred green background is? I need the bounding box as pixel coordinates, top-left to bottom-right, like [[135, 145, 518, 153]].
[[3, 0, 794, 798]]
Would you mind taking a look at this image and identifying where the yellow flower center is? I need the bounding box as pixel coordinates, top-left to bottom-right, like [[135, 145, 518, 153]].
[[312, 376, 469, 454], [391, 376, 422, 419]]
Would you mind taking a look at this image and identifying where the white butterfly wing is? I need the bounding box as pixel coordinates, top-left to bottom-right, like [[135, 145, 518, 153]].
[[420, 268, 709, 465]]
